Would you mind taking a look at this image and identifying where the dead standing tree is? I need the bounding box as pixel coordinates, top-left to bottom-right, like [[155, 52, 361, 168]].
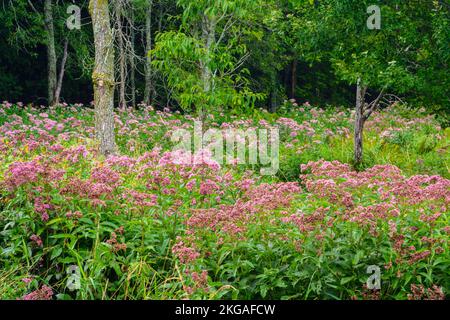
[[354, 78, 385, 166], [129, 3, 136, 108]]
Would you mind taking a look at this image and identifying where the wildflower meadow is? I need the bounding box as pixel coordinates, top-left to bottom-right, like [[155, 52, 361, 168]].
[[0, 1, 449, 308], [0, 101, 448, 300]]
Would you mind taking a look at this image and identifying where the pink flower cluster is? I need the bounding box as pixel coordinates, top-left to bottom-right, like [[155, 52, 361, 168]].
[[106, 231, 127, 253], [407, 284, 445, 300], [5, 159, 65, 190], [122, 189, 158, 208], [172, 237, 201, 263], [281, 207, 329, 233], [5, 161, 45, 189], [175, 182, 302, 263], [30, 234, 43, 247], [158, 148, 210, 167], [21, 285, 53, 300], [34, 197, 53, 221], [301, 160, 449, 209]]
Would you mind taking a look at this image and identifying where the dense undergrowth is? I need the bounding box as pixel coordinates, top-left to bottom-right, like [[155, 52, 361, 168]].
[[0, 101, 448, 300]]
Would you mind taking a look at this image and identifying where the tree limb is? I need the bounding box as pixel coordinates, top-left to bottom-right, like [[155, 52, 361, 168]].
[[363, 88, 385, 121], [27, 0, 39, 14]]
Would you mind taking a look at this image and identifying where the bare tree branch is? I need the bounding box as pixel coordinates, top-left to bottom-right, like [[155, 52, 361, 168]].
[[363, 88, 385, 121], [27, 0, 39, 14]]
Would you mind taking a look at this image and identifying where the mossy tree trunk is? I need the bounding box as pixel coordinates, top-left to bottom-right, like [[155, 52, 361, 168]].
[[90, 0, 117, 156]]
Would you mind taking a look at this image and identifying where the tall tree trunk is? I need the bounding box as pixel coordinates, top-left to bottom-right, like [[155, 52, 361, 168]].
[[354, 78, 366, 166], [54, 38, 69, 106], [290, 59, 297, 100], [199, 15, 216, 117], [129, 5, 136, 108], [44, 0, 57, 106], [89, 0, 117, 156], [115, 0, 126, 109], [144, 0, 153, 106], [200, 15, 216, 93]]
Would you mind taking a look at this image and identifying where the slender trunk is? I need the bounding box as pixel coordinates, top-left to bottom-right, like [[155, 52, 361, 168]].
[[129, 6, 136, 108], [115, 0, 126, 109], [158, 6, 163, 33], [200, 15, 216, 93], [354, 78, 366, 166], [144, 0, 153, 105], [44, 0, 57, 106], [199, 15, 216, 117], [89, 0, 117, 156], [269, 91, 277, 113], [269, 72, 278, 113], [283, 65, 289, 98], [54, 39, 69, 106], [290, 59, 297, 100]]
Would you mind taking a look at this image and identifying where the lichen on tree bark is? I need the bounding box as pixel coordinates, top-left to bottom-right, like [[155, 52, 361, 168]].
[[90, 0, 117, 157]]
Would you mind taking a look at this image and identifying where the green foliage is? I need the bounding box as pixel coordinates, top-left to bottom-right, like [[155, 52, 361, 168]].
[[0, 0, 448, 114], [293, 0, 449, 110], [274, 102, 449, 180], [0, 103, 449, 300], [151, 0, 266, 115]]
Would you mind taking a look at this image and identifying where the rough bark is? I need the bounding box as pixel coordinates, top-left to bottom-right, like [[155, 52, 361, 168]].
[[144, 0, 153, 106], [54, 39, 69, 106], [129, 5, 136, 108], [200, 15, 216, 93], [90, 0, 117, 156], [115, 0, 127, 109], [199, 15, 216, 118], [44, 0, 57, 106]]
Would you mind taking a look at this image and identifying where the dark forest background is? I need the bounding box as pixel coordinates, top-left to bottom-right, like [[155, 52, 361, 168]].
[[0, 0, 448, 123]]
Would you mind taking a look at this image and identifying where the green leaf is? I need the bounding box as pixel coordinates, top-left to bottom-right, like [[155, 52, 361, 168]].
[[260, 286, 268, 298], [50, 247, 63, 260], [340, 276, 354, 285]]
